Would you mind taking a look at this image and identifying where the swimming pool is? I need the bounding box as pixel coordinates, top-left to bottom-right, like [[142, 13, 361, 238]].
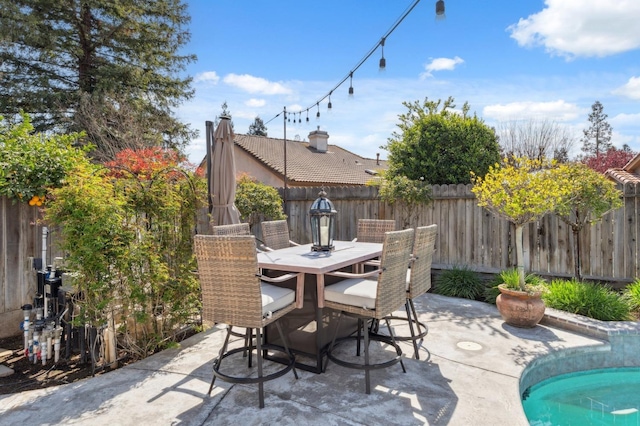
[[522, 367, 640, 425]]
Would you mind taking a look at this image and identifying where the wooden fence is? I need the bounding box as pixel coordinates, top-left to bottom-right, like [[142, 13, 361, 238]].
[[279, 183, 640, 283], [3, 182, 639, 337], [0, 198, 43, 338]]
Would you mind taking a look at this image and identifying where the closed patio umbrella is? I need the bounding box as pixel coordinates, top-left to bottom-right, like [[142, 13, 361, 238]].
[[208, 116, 240, 226]]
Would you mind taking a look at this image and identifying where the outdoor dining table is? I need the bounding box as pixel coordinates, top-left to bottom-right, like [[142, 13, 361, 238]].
[[257, 240, 383, 373]]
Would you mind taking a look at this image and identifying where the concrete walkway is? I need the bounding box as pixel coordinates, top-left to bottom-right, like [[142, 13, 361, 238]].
[[0, 294, 605, 425]]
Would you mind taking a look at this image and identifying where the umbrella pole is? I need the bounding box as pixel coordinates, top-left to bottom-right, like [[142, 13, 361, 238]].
[[205, 120, 214, 216]]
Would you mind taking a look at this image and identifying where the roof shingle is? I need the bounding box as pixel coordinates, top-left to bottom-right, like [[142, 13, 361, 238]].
[[235, 134, 387, 185]]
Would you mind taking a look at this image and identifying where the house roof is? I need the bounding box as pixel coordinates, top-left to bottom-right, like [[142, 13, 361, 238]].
[[605, 152, 640, 184], [234, 134, 387, 185], [604, 168, 640, 184]]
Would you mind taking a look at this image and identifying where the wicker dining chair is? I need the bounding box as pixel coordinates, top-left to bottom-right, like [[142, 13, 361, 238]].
[[211, 222, 251, 236], [353, 219, 396, 243], [383, 224, 437, 360], [351, 219, 396, 272], [194, 234, 304, 409], [323, 228, 415, 394], [260, 220, 299, 251]]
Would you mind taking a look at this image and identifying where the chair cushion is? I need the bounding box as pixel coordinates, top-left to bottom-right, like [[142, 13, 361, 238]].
[[261, 282, 295, 317], [324, 278, 378, 309]]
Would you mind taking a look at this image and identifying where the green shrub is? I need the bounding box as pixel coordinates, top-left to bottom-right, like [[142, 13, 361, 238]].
[[622, 279, 640, 319], [434, 266, 485, 300], [543, 279, 630, 321]]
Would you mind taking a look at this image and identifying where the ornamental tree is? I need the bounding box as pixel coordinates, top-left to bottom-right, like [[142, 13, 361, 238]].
[[581, 147, 636, 174], [554, 163, 623, 281], [471, 157, 569, 290]]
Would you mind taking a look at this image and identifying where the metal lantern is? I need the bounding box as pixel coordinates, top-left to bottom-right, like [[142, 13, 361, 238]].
[[309, 190, 336, 251]]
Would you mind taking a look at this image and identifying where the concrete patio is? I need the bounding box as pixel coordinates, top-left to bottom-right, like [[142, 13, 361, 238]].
[[0, 294, 605, 425]]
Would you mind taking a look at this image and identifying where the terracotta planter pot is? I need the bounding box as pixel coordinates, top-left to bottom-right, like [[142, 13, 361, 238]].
[[496, 284, 545, 328]]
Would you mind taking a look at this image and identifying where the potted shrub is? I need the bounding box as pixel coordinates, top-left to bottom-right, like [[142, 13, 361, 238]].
[[471, 157, 568, 327], [493, 269, 547, 328]]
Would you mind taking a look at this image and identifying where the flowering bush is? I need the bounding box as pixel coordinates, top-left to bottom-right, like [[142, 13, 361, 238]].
[[45, 147, 207, 359]]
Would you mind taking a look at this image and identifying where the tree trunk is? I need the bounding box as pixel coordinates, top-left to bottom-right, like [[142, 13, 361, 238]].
[[573, 227, 582, 282], [515, 224, 525, 290]]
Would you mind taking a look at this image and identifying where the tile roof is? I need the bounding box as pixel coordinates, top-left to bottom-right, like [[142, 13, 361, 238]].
[[234, 134, 387, 185], [604, 168, 640, 184]]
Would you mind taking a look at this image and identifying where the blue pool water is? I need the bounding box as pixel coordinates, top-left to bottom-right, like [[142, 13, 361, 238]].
[[522, 367, 640, 425]]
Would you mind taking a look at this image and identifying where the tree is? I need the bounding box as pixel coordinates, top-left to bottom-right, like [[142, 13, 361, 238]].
[[377, 173, 432, 229], [554, 163, 623, 281], [248, 116, 268, 136], [0, 0, 196, 159], [581, 101, 613, 159], [497, 119, 575, 163], [471, 157, 568, 290], [581, 147, 636, 174], [234, 174, 286, 229], [383, 97, 501, 185]]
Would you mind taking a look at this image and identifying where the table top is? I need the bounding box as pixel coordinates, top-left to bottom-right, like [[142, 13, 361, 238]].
[[257, 240, 382, 275]]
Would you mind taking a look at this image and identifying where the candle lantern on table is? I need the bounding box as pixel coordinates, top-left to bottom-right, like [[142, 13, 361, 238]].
[[309, 189, 336, 251]]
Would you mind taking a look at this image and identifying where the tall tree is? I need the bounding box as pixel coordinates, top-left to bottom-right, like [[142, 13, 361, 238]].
[[0, 0, 196, 160], [581, 101, 613, 159], [383, 96, 501, 185], [497, 119, 574, 163], [248, 116, 268, 136]]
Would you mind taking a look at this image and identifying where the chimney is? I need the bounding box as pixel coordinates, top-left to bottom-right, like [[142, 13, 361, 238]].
[[308, 127, 329, 152], [376, 153, 380, 166]]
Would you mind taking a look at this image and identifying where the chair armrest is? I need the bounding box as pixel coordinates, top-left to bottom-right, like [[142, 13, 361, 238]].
[[352, 237, 358, 242], [260, 272, 305, 309], [259, 244, 275, 252], [289, 240, 300, 247], [326, 269, 381, 279]]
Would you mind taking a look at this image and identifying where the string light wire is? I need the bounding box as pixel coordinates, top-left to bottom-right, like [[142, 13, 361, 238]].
[[265, 0, 425, 125]]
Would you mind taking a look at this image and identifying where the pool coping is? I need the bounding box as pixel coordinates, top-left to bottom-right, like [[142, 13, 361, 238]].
[[521, 308, 640, 398], [542, 307, 640, 340]]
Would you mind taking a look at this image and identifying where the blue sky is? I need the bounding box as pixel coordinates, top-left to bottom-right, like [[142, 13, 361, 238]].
[[177, 0, 640, 164]]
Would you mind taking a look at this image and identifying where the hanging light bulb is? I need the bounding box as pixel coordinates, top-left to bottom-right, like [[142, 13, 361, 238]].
[[316, 103, 320, 119], [436, 0, 445, 18], [327, 91, 333, 110], [298, 113, 302, 123], [306, 109, 309, 123], [348, 72, 354, 97], [379, 38, 386, 71]]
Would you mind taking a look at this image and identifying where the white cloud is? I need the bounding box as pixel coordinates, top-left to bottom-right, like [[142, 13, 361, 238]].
[[223, 73, 292, 95], [421, 56, 464, 78], [483, 100, 582, 122], [245, 98, 266, 107], [613, 76, 640, 100], [194, 71, 220, 83], [508, 0, 640, 58]]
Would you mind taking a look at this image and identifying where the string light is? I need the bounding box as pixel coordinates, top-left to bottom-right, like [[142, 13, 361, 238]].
[[316, 103, 320, 119], [348, 72, 354, 96], [265, 0, 440, 127]]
